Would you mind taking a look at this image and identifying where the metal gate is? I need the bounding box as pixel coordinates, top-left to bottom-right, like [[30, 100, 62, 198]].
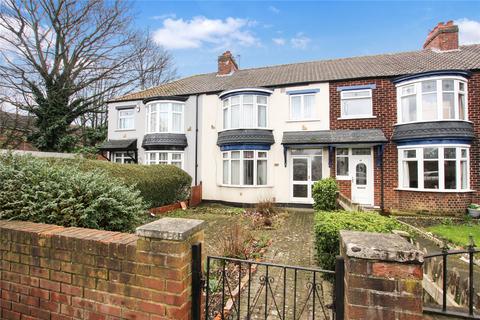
[[191, 243, 344, 320]]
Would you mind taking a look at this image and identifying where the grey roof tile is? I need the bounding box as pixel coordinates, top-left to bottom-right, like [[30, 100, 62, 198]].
[[111, 44, 480, 102], [282, 129, 387, 145]]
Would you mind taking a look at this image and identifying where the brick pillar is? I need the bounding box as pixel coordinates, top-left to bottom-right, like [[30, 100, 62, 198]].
[[340, 231, 424, 320], [136, 217, 206, 320]]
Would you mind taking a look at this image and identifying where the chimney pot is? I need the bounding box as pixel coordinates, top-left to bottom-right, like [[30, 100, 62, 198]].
[[217, 51, 239, 76], [423, 21, 459, 51]]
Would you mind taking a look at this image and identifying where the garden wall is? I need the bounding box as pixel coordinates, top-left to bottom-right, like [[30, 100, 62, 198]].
[[0, 218, 205, 320]]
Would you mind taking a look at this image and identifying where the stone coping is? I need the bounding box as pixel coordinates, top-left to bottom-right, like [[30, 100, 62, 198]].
[[136, 217, 206, 241], [340, 230, 424, 263]]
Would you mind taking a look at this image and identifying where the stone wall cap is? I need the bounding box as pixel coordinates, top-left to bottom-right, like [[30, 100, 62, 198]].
[[136, 217, 206, 241], [340, 230, 424, 263]]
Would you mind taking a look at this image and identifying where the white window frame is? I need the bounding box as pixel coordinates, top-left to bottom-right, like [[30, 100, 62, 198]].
[[335, 148, 350, 180], [221, 150, 268, 186], [112, 151, 135, 164], [397, 145, 470, 192], [340, 89, 373, 119], [289, 94, 317, 120], [396, 76, 468, 124], [222, 94, 268, 130], [145, 151, 184, 169], [145, 101, 185, 133], [117, 108, 135, 130]]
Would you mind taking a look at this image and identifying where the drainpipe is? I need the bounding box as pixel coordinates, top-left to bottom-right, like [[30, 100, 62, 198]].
[[379, 145, 385, 215], [194, 94, 199, 185]]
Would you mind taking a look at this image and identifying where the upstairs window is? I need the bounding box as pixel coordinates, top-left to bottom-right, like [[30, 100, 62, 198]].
[[340, 89, 373, 118], [398, 77, 468, 123], [222, 94, 268, 129], [290, 94, 316, 120], [118, 108, 135, 130], [146, 102, 184, 133]]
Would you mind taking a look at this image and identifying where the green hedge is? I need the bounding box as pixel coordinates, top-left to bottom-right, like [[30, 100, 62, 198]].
[[312, 178, 339, 211], [49, 158, 192, 208], [314, 211, 405, 271], [0, 154, 146, 232]]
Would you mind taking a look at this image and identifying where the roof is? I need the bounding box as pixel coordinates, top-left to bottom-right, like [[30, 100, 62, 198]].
[[111, 44, 480, 102], [282, 129, 387, 145], [392, 121, 474, 142], [0, 110, 35, 132], [217, 129, 275, 147], [142, 133, 188, 150], [99, 139, 137, 151]]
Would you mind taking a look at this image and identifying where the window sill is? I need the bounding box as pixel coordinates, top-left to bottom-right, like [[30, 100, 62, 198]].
[[395, 188, 475, 193], [285, 119, 321, 123], [394, 120, 472, 126], [115, 129, 136, 132], [338, 116, 376, 120], [218, 184, 274, 188], [335, 176, 351, 181], [218, 128, 273, 132]]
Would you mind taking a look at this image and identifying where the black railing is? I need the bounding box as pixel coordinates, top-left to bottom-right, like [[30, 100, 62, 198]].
[[199, 255, 344, 320], [423, 239, 479, 319]]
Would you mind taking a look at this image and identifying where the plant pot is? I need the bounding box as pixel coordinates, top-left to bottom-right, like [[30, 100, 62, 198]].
[[468, 208, 480, 218]]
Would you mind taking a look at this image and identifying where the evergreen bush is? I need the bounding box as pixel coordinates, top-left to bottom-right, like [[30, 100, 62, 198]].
[[0, 154, 146, 232], [50, 158, 192, 208], [314, 211, 405, 271], [312, 178, 339, 211]]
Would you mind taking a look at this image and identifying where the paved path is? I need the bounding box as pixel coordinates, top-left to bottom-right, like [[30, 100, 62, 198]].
[[233, 210, 334, 320]]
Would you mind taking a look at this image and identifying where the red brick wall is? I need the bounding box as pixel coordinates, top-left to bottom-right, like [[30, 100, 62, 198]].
[[329, 72, 480, 215], [0, 220, 202, 320]]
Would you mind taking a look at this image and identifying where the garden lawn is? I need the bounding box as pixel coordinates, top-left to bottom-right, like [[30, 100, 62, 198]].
[[427, 223, 480, 247]]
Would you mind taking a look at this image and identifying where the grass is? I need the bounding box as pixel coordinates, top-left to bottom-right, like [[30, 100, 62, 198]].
[[427, 223, 480, 247]]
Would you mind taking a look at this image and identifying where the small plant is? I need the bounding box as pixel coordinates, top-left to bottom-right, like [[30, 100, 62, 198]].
[[468, 204, 480, 209], [255, 198, 277, 217], [312, 178, 339, 211], [217, 224, 253, 259]]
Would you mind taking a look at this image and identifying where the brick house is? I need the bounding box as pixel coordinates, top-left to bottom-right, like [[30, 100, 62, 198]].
[[105, 21, 480, 215]]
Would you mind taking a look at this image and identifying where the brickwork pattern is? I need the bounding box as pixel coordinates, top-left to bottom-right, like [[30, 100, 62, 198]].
[[340, 235, 424, 320], [329, 72, 480, 215], [0, 220, 203, 320]]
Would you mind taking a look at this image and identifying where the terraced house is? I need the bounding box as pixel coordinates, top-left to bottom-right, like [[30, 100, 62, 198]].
[[103, 21, 480, 215]]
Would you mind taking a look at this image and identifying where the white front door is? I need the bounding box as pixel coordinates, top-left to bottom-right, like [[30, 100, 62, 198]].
[[350, 148, 374, 205], [291, 153, 323, 202]]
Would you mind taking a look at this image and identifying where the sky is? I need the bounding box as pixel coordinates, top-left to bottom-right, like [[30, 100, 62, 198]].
[[118, 1, 479, 77]]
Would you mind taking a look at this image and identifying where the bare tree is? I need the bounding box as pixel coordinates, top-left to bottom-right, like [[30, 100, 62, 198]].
[[0, 0, 139, 151], [131, 31, 177, 90]]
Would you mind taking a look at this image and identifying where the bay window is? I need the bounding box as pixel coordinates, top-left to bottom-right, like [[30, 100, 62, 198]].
[[399, 146, 469, 191], [222, 94, 268, 129], [397, 77, 468, 123], [146, 102, 184, 133], [145, 151, 183, 169], [112, 152, 135, 164], [222, 150, 267, 186]]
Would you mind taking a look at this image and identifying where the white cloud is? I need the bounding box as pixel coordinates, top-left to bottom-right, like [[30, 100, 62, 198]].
[[269, 6, 280, 14], [151, 13, 176, 20], [152, 16, 259, 50], [455, 18, 480, 45], [291, 33, 311, 49], [272, 38, 286, 45]]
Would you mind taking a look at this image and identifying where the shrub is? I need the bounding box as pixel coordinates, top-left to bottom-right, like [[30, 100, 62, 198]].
[[314, 211, 405, 271], [217, 224, 253, 259], [312, 178, 339, 211], [49, 158, 192, 208], [0, 154, 146, 232]]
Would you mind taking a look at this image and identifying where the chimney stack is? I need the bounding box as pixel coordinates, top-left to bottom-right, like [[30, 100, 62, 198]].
[[217, 51, 238, 76], [423, 21, 459, 51]]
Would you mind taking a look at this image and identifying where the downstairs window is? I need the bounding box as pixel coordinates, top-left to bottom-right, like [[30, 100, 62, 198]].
[[222, 150, 267, 186]]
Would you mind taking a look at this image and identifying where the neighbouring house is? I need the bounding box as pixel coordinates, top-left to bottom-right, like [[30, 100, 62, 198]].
[[104, 21, 480, 215], [0, 110, 36, 151]]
